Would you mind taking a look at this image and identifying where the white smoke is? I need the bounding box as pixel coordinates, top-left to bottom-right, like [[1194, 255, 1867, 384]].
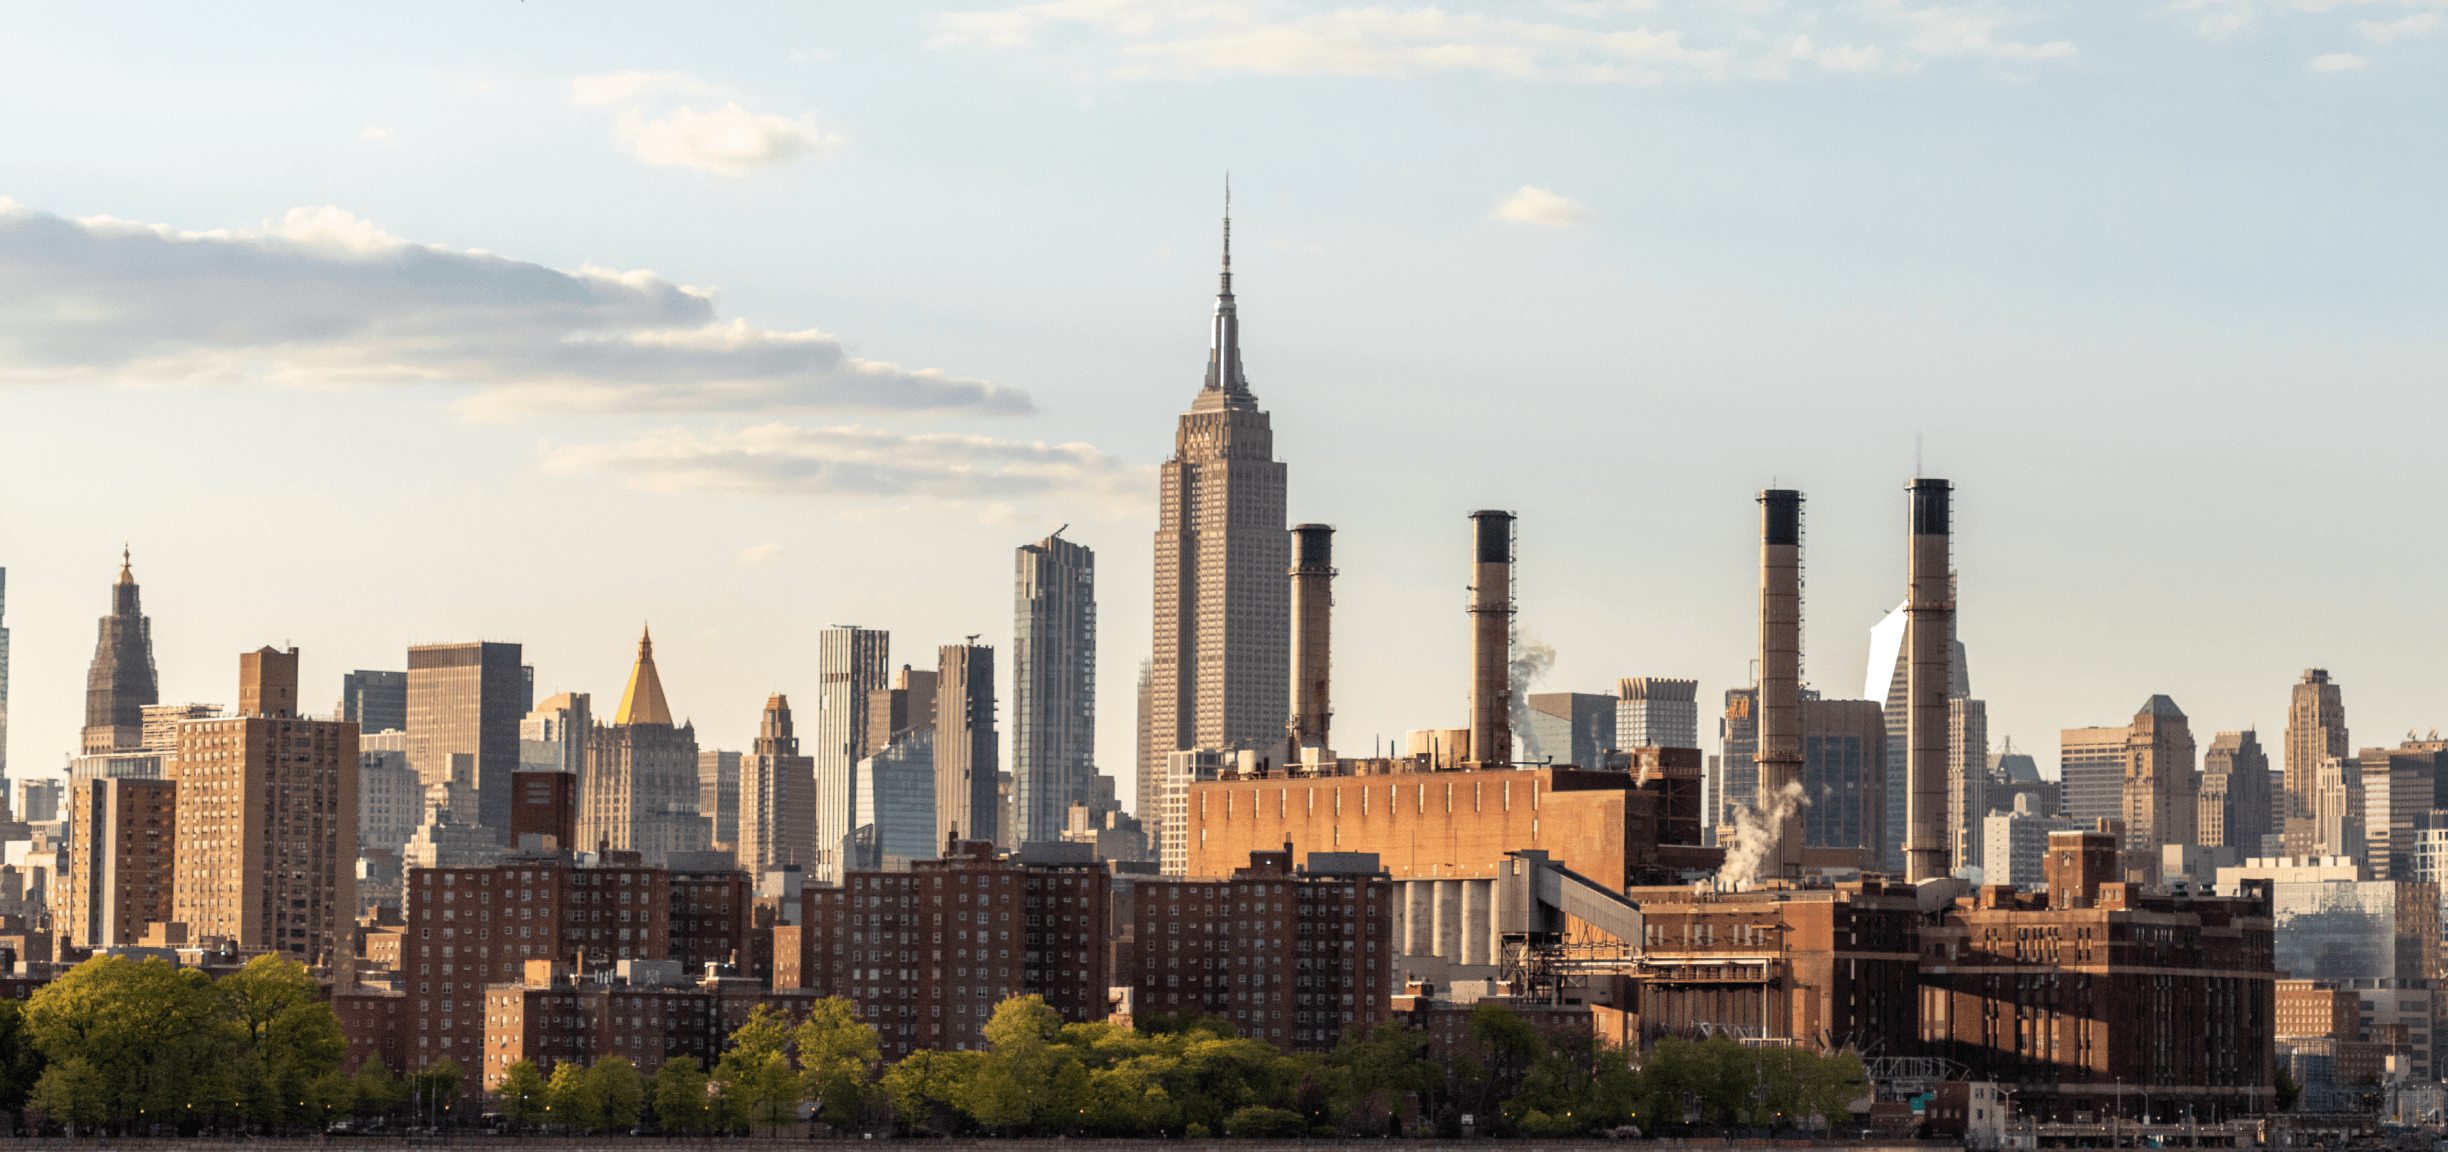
[[1715, 780, 1807, 890], [1508, 623, 1555, 762]]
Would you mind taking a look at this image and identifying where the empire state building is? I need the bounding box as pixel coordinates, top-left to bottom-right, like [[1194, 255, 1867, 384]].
[[1143, 203, 1290, 810]]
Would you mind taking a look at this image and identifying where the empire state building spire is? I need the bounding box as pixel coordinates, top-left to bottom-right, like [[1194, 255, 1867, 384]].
[[1201, 183, 1249, 398]]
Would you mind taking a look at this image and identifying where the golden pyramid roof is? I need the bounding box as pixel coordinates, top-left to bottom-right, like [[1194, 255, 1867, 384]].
[[613, 625, 675, 727]]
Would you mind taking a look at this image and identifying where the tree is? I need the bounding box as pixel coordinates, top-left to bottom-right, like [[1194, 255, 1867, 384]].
[[24, 956, 228, 1129], [215, 957, 347, 1130], [652, 1055, 711, 1133], [497, 1060, 548, 1130], [714, 1006, 800, 1133], [0, 1000, 49, 1124], [31, 1057, 107, 1137], [545, 1061, 602, 1133], [2274, 1065, 2302, 1113], [413, 1058, 463, 1128], [795, 997, 878, 1129], [348, 1060, 403, 1120], [1224, 1104, 1307, 1138], [590, 1057, 644, 1131]]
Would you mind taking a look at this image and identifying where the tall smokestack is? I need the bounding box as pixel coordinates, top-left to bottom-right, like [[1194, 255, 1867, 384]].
[[1468, 511, 1514, 769], [1288, 524, 1336, 761], [1756, 489, 1804, 881], [1904, 478, 1954, 883]]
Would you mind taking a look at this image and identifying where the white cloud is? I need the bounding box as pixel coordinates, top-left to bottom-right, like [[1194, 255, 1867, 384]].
[[616, 103, 843, 176], [1491, 186, 1591, 227], [1860, 1, 2077, 60], [546, 424, 1150, 513], [735, 542, 785, 564], [571, 72, 842, 175], [0, 199, 1031, 419], [2310, 50, 2369, 67], [2171, 0, 2255, 39], [359, 126, 396, 144], [2357, 12, 2444, 40]]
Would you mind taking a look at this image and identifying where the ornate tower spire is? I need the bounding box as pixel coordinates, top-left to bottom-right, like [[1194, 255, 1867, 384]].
[[613, 624, 675, 726], [1202, 178, 1247, 396]]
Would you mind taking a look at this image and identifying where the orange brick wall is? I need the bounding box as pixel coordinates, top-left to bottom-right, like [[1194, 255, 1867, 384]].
[[1185, 768, 1637, 885]]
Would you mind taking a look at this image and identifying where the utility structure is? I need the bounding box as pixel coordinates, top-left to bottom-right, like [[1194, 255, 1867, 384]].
[[1756, 489, 1805, 882], [1286, 523, 1336, 765], [1495, 849, 1646, 1004], [1904, 478, 1955, 883], [1467, 511, 1515, 769]]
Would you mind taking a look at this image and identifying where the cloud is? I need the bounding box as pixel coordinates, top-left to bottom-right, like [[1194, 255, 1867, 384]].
[[359, 126, 396, 144], [0, 199, 1031, 419], [2310, 50, 2368, 68], [1491, 186, 1591, 227], [2357, 12, 2444, 40], [735, 542, 785, 564], [545, 424, 1150, 513], [932, 0, 2074, 81], [616, 104, 843, 176], [572, 71, 842, 175]]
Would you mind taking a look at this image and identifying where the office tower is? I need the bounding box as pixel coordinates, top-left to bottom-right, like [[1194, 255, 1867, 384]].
[[1949, 697, 1989, 875], [1016, 531, 1097, 844], [2359, 744, 2444, 879], [60, 775, 177, 948], [18, 779, 58, 824], [82, 550, 159, 755], [2122, 696, 2198, 885], [1803, 699, 1887, 863], [2305, 756, 2366, 863], [1526, 693, 1615, 768], [2285, 669, 2349, 824], [337, 670, 408, 736], [1988, 738, 2059, 817], [1980, 795, 2078, 890], [170, 646, 358, 958], [406, 641, 524, 840], [697, 751, 740, 853], [866, 667, 938, 763], [519, 692, 590, 774], [813, 627, 889, 883], [1147, 203, 1291, 781], [852, 729, 937, 869], [2061, 725, 2128, 831], [937, 642, 998, 849], [580, 628, 704, 866], [1716, 688, 1757, 836], [1617, 678, 1699, 752], [739, 695, 814, 871], [358, 730, 419, 859], [0, 567, 9, 783], [2199, 730, 2273, 853], [1134, 658, 1154, 819]]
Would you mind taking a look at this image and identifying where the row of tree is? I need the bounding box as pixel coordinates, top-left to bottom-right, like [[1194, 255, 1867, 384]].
[[0, 954, 1871, 1139]]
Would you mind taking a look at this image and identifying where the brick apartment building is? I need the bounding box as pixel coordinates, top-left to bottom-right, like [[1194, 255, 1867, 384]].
[[1126, 847, 1395, 1052]]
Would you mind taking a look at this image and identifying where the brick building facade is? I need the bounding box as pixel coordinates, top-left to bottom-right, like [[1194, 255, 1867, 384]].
[[1126, 848, 1394, 1052]]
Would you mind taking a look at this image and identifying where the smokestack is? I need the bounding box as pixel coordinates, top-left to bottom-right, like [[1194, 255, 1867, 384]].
[[1468, 511, 1514, 769], [1904, 478, 1954, 883], [1756, 490, 1804, 881], [1288, 524, 1336, 761]]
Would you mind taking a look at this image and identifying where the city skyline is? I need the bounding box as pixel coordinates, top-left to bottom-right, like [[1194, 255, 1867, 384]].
[[7, 4, 2448, 815]]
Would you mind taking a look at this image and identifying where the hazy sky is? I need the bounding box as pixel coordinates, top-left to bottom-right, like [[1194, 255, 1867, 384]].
[[4, 1, 2445, 809]]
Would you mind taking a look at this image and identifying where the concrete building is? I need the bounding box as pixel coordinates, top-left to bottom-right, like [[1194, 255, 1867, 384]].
[[1951, 696, 1989, 875], [2285, 669, 2350, 849], [1145, 206, 1290, 799], [1134, 658, 1155, 823], [81, 551, 159, 755], [2308, 756, 2366, 864], [936, 643, 997, 850], [1802, 698, 1887, 866], [580, 630, 705, 867], [170, 646, 359, 959], [1159, 748, 1224, 876], [2359, 744, 2444, 880], [406, 641, 526, 841], [814, 627, 889, 884], [696, 750, 739, 855], [59, 776, 177, 948], [518, 693, 589, 775], [18, 779, 57, 824], [1122, 848, 1392, 1052], [1981, 795, 2078, 891], [140, 703, 216, 753], [739, 696, 813, 873], [1527, 693, 1615, 770], [852, 728, 938, 870], [2201, 730, 2273, 854], [359, 729, 421, 860], [1615, 678, 1697, 753], [2058, 728, 2130, 856], [338, 670, 408, 738], [1015, 532, 1096, 845], [2123, 696, 2198, 886]]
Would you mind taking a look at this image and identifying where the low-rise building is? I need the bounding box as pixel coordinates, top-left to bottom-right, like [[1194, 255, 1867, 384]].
[[1127, 848, 1394, 1052]]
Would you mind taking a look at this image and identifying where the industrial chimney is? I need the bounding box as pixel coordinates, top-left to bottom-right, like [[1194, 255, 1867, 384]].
[[1756, 490, 1804, 882], [1903, 478, 1955, 883], [1288, 524, 1336, 764], [1467, 511, 1514, 769]]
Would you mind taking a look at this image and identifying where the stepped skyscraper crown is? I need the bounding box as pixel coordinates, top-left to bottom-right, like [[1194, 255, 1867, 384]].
[[1143, 194, 1291, 817], [82, 548, 160, 754]]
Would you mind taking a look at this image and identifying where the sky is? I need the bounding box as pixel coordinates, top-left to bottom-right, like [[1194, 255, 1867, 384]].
[[3, 0, 2446, 811]]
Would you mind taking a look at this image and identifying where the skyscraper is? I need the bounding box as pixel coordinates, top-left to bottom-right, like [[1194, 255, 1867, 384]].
[[1950, 697, 1989, 875], [337, 670, 408, 736], [2285, 668, 2348, 830], [1015, 532, 1096, 845], [406, 641, 524, 840], [813, 627, 889, 883], [63, 776, 177, 948], [0, 567, 10, 783], [1527, 693, 1615, 768], [698, 750, 740, 854], [1616, 678, 1699, 751], [82, 550, 159, 755], [579, 628, 704, 866], [739, 695, 814, 872], [2059, 726, 2128, 831], [937, 642, 997, 848], [2122, 695, 2197, 885], [2200, 730, 2273, 853], [170, 646, 358, 959], [1146, 203, 1290, 779], [1134, 658, 1154, 819]]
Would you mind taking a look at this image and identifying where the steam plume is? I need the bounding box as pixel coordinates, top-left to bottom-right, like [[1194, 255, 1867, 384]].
[[1508, 623, 1555, 761], [1716, 780, 1808, 889]]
